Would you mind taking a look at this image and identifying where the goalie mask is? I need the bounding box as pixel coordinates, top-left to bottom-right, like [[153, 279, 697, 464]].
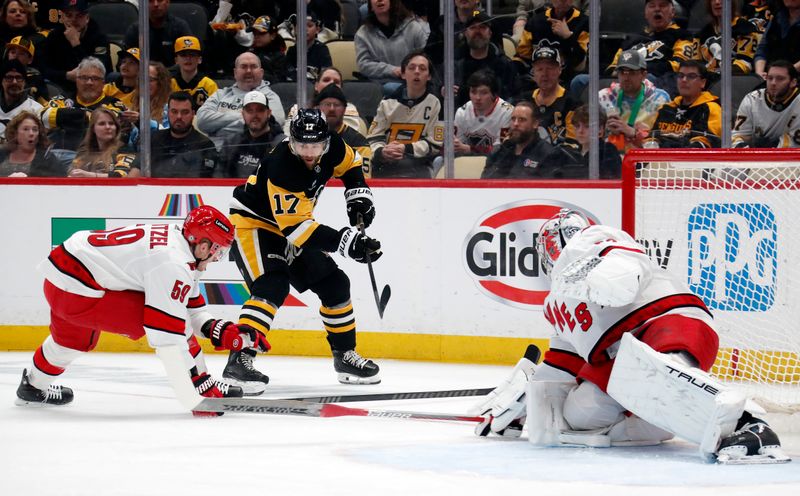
[[289, 108, 330, 161], [536, 209, 590, 277], [183, 205, 235, 262]]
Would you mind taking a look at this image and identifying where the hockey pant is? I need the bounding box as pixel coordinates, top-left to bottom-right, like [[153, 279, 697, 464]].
[[559, 315, 719, 431], [28, 281, 202, 391], [232, 227, 357, 351]]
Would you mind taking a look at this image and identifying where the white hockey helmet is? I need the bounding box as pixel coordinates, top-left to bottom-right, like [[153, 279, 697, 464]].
[[536, 208, 590, 277]]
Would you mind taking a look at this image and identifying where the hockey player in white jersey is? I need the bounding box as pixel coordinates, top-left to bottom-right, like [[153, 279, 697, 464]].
[[16, 205, 270, 414], [732, 60, 800, 148], [474, 209, 790, 464]]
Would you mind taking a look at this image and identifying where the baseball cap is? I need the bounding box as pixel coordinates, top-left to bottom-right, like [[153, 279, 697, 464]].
[[532, 45, 562, 66], [119, 47, 140, 62], [61, 0, 89, 12], [249, 15, 276, 33], [174, 36, 202, 54], [6, 36, 34, 58], [313, 83, 347, 106], [243, 91, 268, 108], [465, 11, 492, 29], [0, 59, 27, 80], [617, 49, 647, 70]]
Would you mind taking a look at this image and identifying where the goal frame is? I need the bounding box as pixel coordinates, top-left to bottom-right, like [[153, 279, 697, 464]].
[[620, 148, 800, 416]]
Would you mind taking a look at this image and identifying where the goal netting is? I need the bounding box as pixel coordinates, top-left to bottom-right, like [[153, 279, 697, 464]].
[[622, 149, 800, 414]]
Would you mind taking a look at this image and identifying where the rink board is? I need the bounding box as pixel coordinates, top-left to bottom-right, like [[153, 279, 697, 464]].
[[0, 178, 621, 363]]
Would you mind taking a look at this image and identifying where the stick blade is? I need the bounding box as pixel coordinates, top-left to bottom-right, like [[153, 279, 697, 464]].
[[377, 285, 391, 318]]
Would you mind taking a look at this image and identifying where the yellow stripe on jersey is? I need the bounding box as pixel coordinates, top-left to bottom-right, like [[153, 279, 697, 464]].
[[332, 142, 362, 178], [232, 227, 265, 281], [286, 219, 319, 247], [267, 180, 319, 247], [229, 212, 281, 235]]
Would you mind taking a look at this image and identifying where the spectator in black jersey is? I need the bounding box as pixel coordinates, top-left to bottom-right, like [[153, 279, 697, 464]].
[[0, 110, 63, 176], [648, 60, 722, 149], [0, 0, 45, 49], [513, 0, 589, 85], [314, 83, 373, 177], [4, 36, 47, 104], [41, 56, 127, 151], [526, 44, 579, 145], [285, 11, 332, 82], [151, 92, 217, 178], [481, 101, 562, 179], [699, 0, 761, 75], [246, 15, 288, 84], [425, 0, 503, 69], [454, 11, 515, 108], [170, 36, 218, 110], [222, 90, 283, 178], [754, 0, 800, 79], [552, 104, 621, 179], [40, 0, 111, 98], [124, 0, 192, 67]]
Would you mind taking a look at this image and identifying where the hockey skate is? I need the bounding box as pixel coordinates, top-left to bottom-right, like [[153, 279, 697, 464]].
[[15, 368, 74, 406], [332, 350, 381, 384], [222, 349, 269, 396], [716, 417, 791, 464]]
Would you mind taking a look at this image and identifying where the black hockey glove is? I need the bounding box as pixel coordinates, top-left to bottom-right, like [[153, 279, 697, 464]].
[[337, 227, 382, 263], [345, 187, 375, 228]]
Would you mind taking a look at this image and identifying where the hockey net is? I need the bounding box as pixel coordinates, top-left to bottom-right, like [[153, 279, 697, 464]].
[[622, 149, 800, 414]]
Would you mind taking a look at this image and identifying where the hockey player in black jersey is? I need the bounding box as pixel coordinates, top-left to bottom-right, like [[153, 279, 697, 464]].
[[226, 109, 382, 394]]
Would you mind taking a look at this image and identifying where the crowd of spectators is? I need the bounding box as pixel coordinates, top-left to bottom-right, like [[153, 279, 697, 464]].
[[1, 0, 798, 179]]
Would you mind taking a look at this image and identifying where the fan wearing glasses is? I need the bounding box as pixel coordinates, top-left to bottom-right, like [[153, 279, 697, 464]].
[[647, 60, 722, 149]]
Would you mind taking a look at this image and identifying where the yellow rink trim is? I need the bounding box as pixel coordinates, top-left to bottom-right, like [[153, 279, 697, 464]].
[[0, 326, 547, 365]]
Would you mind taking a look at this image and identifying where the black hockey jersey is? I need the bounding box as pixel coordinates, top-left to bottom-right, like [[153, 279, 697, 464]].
[[230, 134, 368, 252]]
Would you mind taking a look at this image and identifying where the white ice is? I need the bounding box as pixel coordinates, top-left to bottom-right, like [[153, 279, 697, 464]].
[[1, 352, 798, 496]]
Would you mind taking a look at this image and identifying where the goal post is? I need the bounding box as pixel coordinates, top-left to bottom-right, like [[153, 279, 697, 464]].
[[622, 149, 800, 413]]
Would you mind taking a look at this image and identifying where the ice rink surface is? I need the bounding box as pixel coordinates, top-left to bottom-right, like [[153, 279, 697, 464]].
[[1, 352, 798, 496]]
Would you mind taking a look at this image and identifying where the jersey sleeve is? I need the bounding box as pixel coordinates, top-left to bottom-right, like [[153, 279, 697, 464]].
[[732, 92, 756, 147], [186, 288, 214, 337], [141, 263, 194, 349]]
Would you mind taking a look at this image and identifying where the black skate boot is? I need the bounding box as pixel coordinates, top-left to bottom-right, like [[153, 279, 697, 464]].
[[332, 350, 381, 384], [222, 349, 269, 396], [716, 415, 791, 464], [15, 368, 74, 406]]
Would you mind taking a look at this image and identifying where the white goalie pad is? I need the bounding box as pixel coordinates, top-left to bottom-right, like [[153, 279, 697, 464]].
[[607, 333, 746, 457], [526, 381, 574, 446]]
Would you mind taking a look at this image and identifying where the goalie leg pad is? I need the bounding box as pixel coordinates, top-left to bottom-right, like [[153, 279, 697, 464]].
[[526, 381, 574, 446], [607, 333, 745, 457]]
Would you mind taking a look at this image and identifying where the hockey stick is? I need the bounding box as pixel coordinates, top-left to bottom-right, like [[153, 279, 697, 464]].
[[281, 387, 495, 403], [357, 213, 391, 318], [193, 397, 485, 423]]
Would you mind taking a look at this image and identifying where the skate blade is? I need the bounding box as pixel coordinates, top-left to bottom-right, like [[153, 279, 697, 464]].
[[717, 451, 792, 465], [337, 373, 381, 385], [222, 378, 266, 396], [14, 398, 72, 407]]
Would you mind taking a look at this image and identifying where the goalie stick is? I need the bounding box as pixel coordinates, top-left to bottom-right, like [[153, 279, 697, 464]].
[[282, 387, 495, 403], [357, 213, 391, 318], [192, 397, 485, 423]]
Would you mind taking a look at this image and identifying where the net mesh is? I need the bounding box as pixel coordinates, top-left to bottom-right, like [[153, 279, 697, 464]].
[[633, 159, 800, 412]]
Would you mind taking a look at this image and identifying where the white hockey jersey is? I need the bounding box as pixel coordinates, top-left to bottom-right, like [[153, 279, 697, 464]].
[[542, 225, 713, 368], [454, 98, 513, 155], [38, 223, 213, 350], [732, 87, 800, 148]]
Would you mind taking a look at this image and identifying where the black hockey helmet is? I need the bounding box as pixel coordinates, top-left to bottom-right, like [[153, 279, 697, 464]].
[[290, 108, 330, 143]]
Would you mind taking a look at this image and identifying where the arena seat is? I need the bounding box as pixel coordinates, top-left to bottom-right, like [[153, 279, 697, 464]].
[[88, 0, 138, 46], [342, 81, 383, 124], [326, 40, 359, 80], [339, 0, 361, 40], [708, 74, 764, 113], [168, 1, 210, 42], [502, 35, 516, 59], [270, 81, 314, 111]]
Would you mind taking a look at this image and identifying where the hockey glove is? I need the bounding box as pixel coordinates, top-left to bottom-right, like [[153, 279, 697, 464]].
[[337, 227, 382, 263], [345, 187, 375, 228], [202, 320, 271, 352], [192, 372, 224, 417]]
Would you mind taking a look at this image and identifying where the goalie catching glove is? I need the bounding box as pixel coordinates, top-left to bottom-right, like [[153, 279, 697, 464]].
[[345, 187, 375, 228], [337, 227, 382, 263], [201, 319, 271, 352]]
